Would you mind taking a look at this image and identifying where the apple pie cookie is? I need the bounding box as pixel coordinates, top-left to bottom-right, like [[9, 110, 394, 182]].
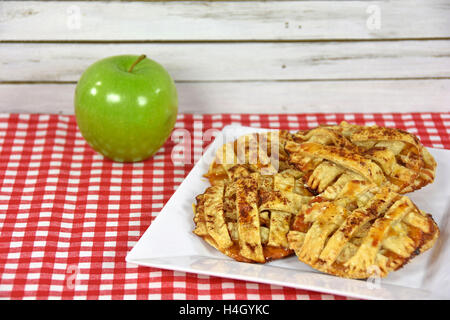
[[287, 181, 439, 279], [193, 165, 312, 263], [285, 141, 389, 199], [205, 131, 294, 185], [336, 121, 436, 193], [193, 124, 439, 278], [290, 122, 436, 194]]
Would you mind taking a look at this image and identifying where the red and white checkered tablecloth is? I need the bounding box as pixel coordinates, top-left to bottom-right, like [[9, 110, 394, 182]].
[[0, 112, 449, 300]]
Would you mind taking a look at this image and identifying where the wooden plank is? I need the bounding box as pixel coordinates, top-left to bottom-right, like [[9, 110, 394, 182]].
[[1, 80, 448, 114], [1, 41, 450, 81], [1, 1, 449, 41]]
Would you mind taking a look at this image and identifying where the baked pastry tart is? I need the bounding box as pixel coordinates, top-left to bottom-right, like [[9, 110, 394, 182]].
[[205, 131, 294, 185], [285, 140, 394, 201], [290, 122, 436, 194], [193, 165, 312, 263], [336, 121, 436, 193], [193, 125, 439, 278], [287, 180, 439, 279]]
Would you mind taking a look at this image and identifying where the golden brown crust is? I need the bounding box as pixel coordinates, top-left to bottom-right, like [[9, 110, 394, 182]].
[[205, 131, 295, 185], [194, 165, 311, 263], [288, 122, 436, 194], [287, 181, 439, 279], [337, 121, 436, 193], [195, 125, 439, 278]]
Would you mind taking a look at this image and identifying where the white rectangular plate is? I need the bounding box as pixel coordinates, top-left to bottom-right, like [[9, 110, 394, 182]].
[[127, 125, 450, 300]]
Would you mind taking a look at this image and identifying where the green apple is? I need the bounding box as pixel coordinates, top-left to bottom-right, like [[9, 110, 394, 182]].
[[74, 54, 178, 162]]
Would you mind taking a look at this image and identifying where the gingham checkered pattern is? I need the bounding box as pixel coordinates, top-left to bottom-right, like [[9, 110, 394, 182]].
[[0, 112, 449, 300]]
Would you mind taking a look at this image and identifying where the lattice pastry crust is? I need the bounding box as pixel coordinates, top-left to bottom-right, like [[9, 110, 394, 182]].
[[205, 131, 294, 185], [193, 165, 312, 263], [285, 141, 386, 199], [290, 122, 436, 194], [193, 125, 439, 278], [287, 180, 439, 279]]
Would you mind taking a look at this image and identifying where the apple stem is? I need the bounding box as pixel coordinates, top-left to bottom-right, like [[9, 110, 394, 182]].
[[128, 54, 147, 73]]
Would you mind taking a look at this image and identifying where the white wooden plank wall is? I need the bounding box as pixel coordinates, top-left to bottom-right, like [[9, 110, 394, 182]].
[[1, 0, 449, 114]]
